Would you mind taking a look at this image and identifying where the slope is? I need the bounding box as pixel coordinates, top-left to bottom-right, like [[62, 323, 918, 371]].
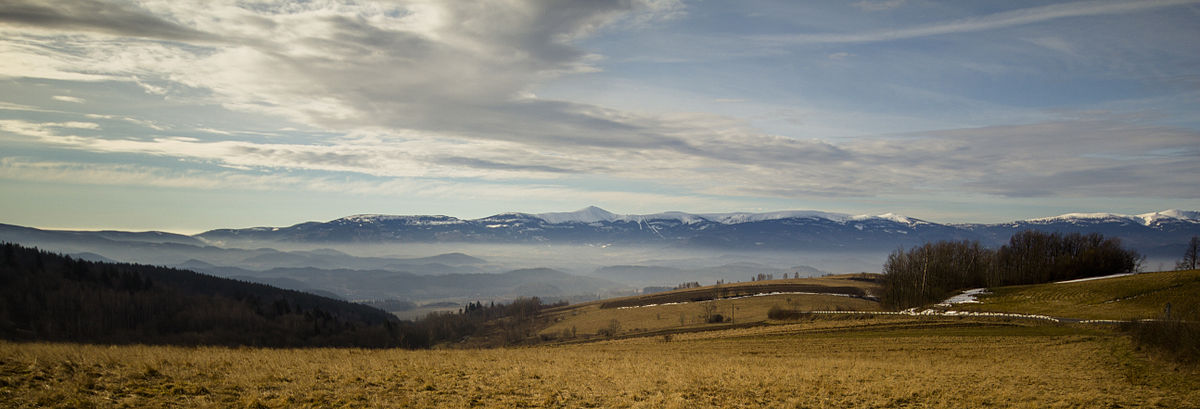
[[0, 243, 403, 347], [533, 274, 883, 340], [954, 269, 1200, 321]]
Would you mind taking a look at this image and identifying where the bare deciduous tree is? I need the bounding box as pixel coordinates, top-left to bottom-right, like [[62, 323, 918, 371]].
[[1176, 236, 1199, 271]]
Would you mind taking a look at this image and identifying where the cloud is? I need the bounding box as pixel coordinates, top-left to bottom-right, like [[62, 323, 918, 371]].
[[51, 95, 85, 103], [0, 0, 219, 41], [852, 0, 907, 12], [5, 111, 1195, 200], [2, 0, 680, 153], [827, 52, 852, 60], [0, 156, 720, 212], [0, 0, 1196, 210], [760, 0, 1200, 44]]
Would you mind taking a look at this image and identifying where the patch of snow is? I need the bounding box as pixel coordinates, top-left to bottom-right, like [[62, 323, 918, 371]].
[[849, 213, 928, 225], [811, 309, 1060, 322], [1055, 272, 1138, 284], [534, 206, 620, 224], [1137, 209, 1200, 225], [1028, 212, 1127, 223], [534, 206, 857, 225], [614, 291, 869, 310], [634, 211, 710, 224], [337, 214, 461, 225], [702, 210, 851, 224], [936, 288, 989, 307]]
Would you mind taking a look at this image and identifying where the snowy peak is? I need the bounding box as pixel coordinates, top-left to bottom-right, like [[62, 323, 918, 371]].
[[335, 214, 462, 225], [529, 207, 925, 226], [850, 213, 928, 226], [702, 210, 852, 224], [1027, 209, 1200, 227], [1137, 209, 1200, 225], [534, 206, 619, 224]]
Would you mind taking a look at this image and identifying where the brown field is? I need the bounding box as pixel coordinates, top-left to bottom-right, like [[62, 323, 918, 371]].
[[5, 272, 1198, 408], [592, 274, 880, 309], [537, 274, 883, 340], [3, 316, 1198, 408]]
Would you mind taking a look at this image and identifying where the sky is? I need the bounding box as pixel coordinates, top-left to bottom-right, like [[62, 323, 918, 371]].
[[0, 0, 1198, 233]]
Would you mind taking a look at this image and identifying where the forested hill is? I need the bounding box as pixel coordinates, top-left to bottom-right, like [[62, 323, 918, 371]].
[[0, 243, 404, 347]]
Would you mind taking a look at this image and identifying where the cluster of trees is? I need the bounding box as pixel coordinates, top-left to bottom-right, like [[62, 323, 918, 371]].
[[881, 231, 1142, 309], [398, 297, 566, 347], [0, 243, 403, 347], [751, 273, 776, 281]]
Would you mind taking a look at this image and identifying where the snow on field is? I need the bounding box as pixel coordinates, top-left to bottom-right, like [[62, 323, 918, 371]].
[[936, 288, 989, 307], [1055, 272, 1138, 284], [614, 292, 866, 310], [810, 309, 1062, 322]]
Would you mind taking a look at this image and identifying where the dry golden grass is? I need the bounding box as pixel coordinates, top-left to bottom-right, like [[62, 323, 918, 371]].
[[537, 274, 883, 340], [3, 317, 1197, 408], [538, 293, 881, 339]]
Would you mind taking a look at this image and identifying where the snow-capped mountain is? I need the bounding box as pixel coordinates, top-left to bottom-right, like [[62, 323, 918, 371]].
[[189, 207, 1200, 259], [190, 206, 954, 251], [1024, 209, 1200, 227]]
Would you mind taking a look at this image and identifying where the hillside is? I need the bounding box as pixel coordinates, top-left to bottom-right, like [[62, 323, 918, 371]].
[[0, 243, 403, 347], [530, 274, 884, 342], [954, 269, 1200, 321]]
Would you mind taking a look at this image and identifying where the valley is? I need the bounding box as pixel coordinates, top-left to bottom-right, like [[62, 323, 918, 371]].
[[3, 239, 1198, 407]]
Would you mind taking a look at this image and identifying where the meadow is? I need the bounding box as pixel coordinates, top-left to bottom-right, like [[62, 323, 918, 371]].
[[955, 269, 1200, 320], [3, 316, 1197, 408], [537, 274, 882, 340]]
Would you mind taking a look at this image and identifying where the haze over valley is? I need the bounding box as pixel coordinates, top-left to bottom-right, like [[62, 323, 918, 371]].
[[4, 206, 1197, 309]]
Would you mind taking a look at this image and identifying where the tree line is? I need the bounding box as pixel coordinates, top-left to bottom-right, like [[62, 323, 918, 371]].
[[881, 231, 1142, 309]]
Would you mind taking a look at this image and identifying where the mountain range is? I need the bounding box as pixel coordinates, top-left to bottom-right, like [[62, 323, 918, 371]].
[[196, 206, 1200, 257], [2, 207, 1197, 305]]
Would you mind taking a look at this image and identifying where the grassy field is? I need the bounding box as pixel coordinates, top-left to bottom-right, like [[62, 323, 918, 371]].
[[537, 274, 883, 340], [3, 317, 1197, 408], [955, 269, 1200, 320], [5, 272, 1198, 408]]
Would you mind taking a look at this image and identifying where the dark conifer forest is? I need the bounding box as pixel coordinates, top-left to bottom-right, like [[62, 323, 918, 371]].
[[0, 243, 409, 347], [0, 243, 569, 349]]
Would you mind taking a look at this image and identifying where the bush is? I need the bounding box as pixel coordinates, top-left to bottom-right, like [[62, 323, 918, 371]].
[[767, 305, 804, 320], [1123, 320, 1200, 364], [1123, 301, 1200, 364]]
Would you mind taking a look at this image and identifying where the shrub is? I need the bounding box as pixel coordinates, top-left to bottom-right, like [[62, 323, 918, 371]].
[[767, 305, 804, 320], [1123, 302, 1200, 364]]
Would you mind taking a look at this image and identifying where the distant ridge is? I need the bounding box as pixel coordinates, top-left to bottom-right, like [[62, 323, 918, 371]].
[[4, 207, 1197, 261], [181, 207, 1200, 260], [1026, 209, 1200, 226], [329, 206, 932, 227]]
